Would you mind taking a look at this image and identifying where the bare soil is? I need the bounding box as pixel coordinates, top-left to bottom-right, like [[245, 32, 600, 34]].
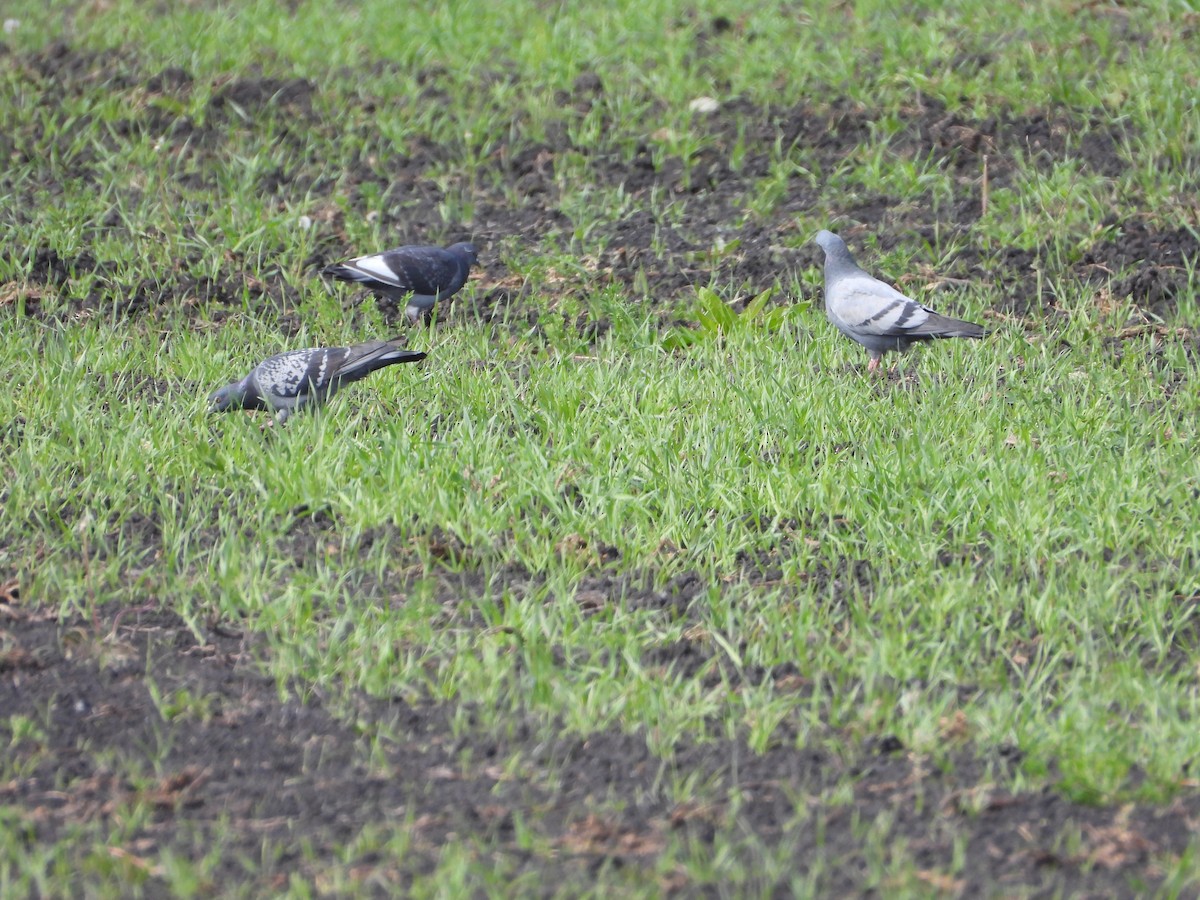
[[4, 597, 1196, 895]]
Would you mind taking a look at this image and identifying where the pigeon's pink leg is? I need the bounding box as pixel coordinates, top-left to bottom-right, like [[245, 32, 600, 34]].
[[867, 356, 881, 375]]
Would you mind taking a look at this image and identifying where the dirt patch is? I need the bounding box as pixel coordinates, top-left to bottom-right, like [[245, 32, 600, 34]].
[[4, 42, 1171, 335], [10, 249, 303, 329], [2, 603, 1196, 894], [1080, 219, 1200, 318], [206, 72, 315, 121], [15, 40, 141, 95], [949, 216, 1200, 322]]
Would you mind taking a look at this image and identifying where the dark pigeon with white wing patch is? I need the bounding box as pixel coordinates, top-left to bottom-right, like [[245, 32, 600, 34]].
[[209, 338, 427, 422], [322, 241, 478, 325], [814, 230, 985, 374]]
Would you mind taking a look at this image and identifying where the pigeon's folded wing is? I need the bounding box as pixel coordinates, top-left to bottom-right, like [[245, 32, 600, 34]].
[[254, 349, 332, 399], [832, 276, 933, 338]]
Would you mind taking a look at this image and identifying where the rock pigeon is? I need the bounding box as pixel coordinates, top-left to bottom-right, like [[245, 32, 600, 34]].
[[209, 338, 427, 422], [814, 230, 985, 373], [322, 241, 478, 325]]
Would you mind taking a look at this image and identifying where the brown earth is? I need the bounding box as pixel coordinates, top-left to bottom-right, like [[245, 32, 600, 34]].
[[4, 597, 1197, 896], [4, 38, 1200, 894], [5, 41, 1199, 336]]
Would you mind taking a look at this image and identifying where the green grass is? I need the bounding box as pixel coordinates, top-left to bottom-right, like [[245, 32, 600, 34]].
[[3, 0, 1200, 894]]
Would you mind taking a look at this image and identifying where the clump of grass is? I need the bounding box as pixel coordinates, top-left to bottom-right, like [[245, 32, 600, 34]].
[[661, 285, 806, 349]]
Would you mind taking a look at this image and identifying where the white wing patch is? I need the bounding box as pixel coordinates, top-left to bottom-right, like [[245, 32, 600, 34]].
[[351, 255, 402, 284]]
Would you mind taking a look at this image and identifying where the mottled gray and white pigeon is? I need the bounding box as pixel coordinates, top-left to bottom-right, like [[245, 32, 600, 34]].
[[815, 230, 985, 373], [322, 241, 478, 325], [208, 338, 427, 422]]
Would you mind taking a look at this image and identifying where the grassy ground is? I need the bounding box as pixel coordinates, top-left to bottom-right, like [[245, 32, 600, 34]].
[[3, 0, 1200, 895]]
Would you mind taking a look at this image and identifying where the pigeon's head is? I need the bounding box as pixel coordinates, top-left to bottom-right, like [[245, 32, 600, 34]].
[[814, 230, 856, 268], [449, 242, 479, 267], [814, 230, 843, 255], [208, 380, 250, 413]]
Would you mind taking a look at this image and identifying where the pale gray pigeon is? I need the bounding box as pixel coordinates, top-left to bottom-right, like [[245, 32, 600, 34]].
[[209, 338, 427, 422], [814, 230, 985, 373], [322, 241, 478, 325]]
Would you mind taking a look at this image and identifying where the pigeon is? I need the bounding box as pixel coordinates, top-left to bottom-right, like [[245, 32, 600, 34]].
[[814, 230, 985, 374], [322, 241, 478, 325], [209, 338, 427, 423]]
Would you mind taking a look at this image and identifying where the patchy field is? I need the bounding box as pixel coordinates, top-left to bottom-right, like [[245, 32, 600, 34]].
[[3, 0, 1200, 895]]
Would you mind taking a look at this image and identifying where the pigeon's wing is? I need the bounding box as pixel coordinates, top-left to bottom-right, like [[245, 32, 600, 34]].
[[831, 274, 935, 338], [836, 276, 986, 340], [327, 246, 461, 296], [254, 349, 337, 399]]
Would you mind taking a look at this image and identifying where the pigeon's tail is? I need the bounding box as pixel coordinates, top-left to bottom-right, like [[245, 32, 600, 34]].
[[321, 263, 354, 280], [375, 340, 428, 368], [322, 263, 387, 290], [379, 348, 428, 365], [914, 313, 987, 340], [338, 340, 428, 383]]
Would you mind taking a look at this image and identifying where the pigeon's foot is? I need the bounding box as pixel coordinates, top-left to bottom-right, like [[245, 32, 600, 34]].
[[866, 357, 882, 375], [406, 304, 437, 327]]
